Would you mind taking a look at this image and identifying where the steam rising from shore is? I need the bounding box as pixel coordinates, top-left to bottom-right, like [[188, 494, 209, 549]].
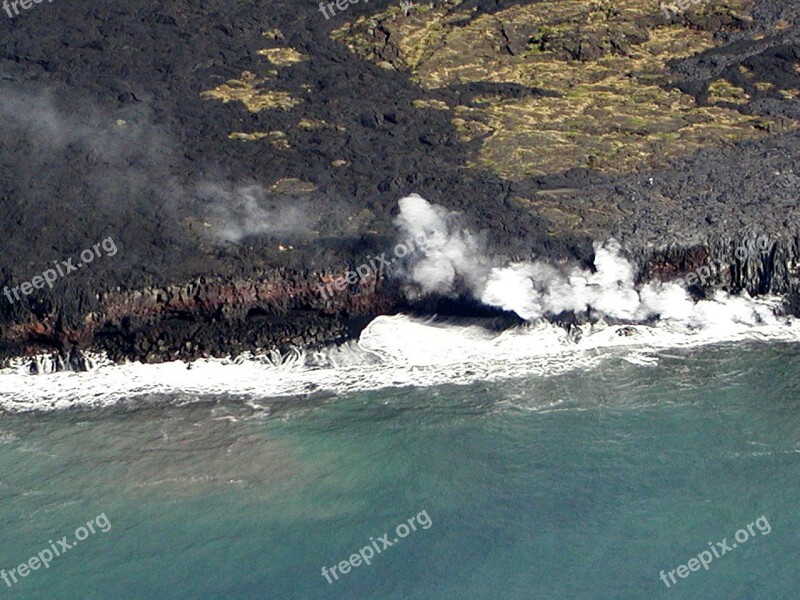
[[393, 194, 770, 326], [195, 183, 310, 243], [392, 195, 487, 294], [0, 85, 311, 247]]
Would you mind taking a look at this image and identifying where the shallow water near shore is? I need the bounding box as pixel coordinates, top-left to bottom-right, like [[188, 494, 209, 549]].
[[0, 341, 798, 598], [2, 294, 799, 413]]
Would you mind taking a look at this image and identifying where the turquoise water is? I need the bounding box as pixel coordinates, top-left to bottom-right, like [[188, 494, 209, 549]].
[[0, 342, 798, 599]]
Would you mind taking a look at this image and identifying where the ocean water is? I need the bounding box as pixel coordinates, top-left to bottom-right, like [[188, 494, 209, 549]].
[[0, 340, 798, 599]]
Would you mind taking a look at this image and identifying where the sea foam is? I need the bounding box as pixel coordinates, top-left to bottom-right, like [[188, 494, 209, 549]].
[[0, 294, 797, 413]]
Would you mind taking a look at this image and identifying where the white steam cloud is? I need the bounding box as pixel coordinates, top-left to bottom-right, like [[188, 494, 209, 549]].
[[0, 85, 310, 246], [393, 194, 487, 294], [0, 86, 179, 208], [196, 183, 310, 243], [393, 193, 754, 325]]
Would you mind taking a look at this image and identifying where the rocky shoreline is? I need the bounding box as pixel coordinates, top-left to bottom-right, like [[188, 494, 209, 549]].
[[2, 227, 799, 370], [1, 0, 799, 368]]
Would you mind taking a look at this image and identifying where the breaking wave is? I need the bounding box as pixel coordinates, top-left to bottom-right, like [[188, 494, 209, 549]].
[[0, 193, 797, 413], [0, 294, 798, 413]]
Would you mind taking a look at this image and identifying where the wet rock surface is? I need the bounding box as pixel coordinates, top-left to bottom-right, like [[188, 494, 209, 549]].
[[0, 0, 799, 366]]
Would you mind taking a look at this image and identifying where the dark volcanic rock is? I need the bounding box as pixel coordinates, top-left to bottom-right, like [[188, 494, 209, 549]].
[[0, 0, 799, 367]]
